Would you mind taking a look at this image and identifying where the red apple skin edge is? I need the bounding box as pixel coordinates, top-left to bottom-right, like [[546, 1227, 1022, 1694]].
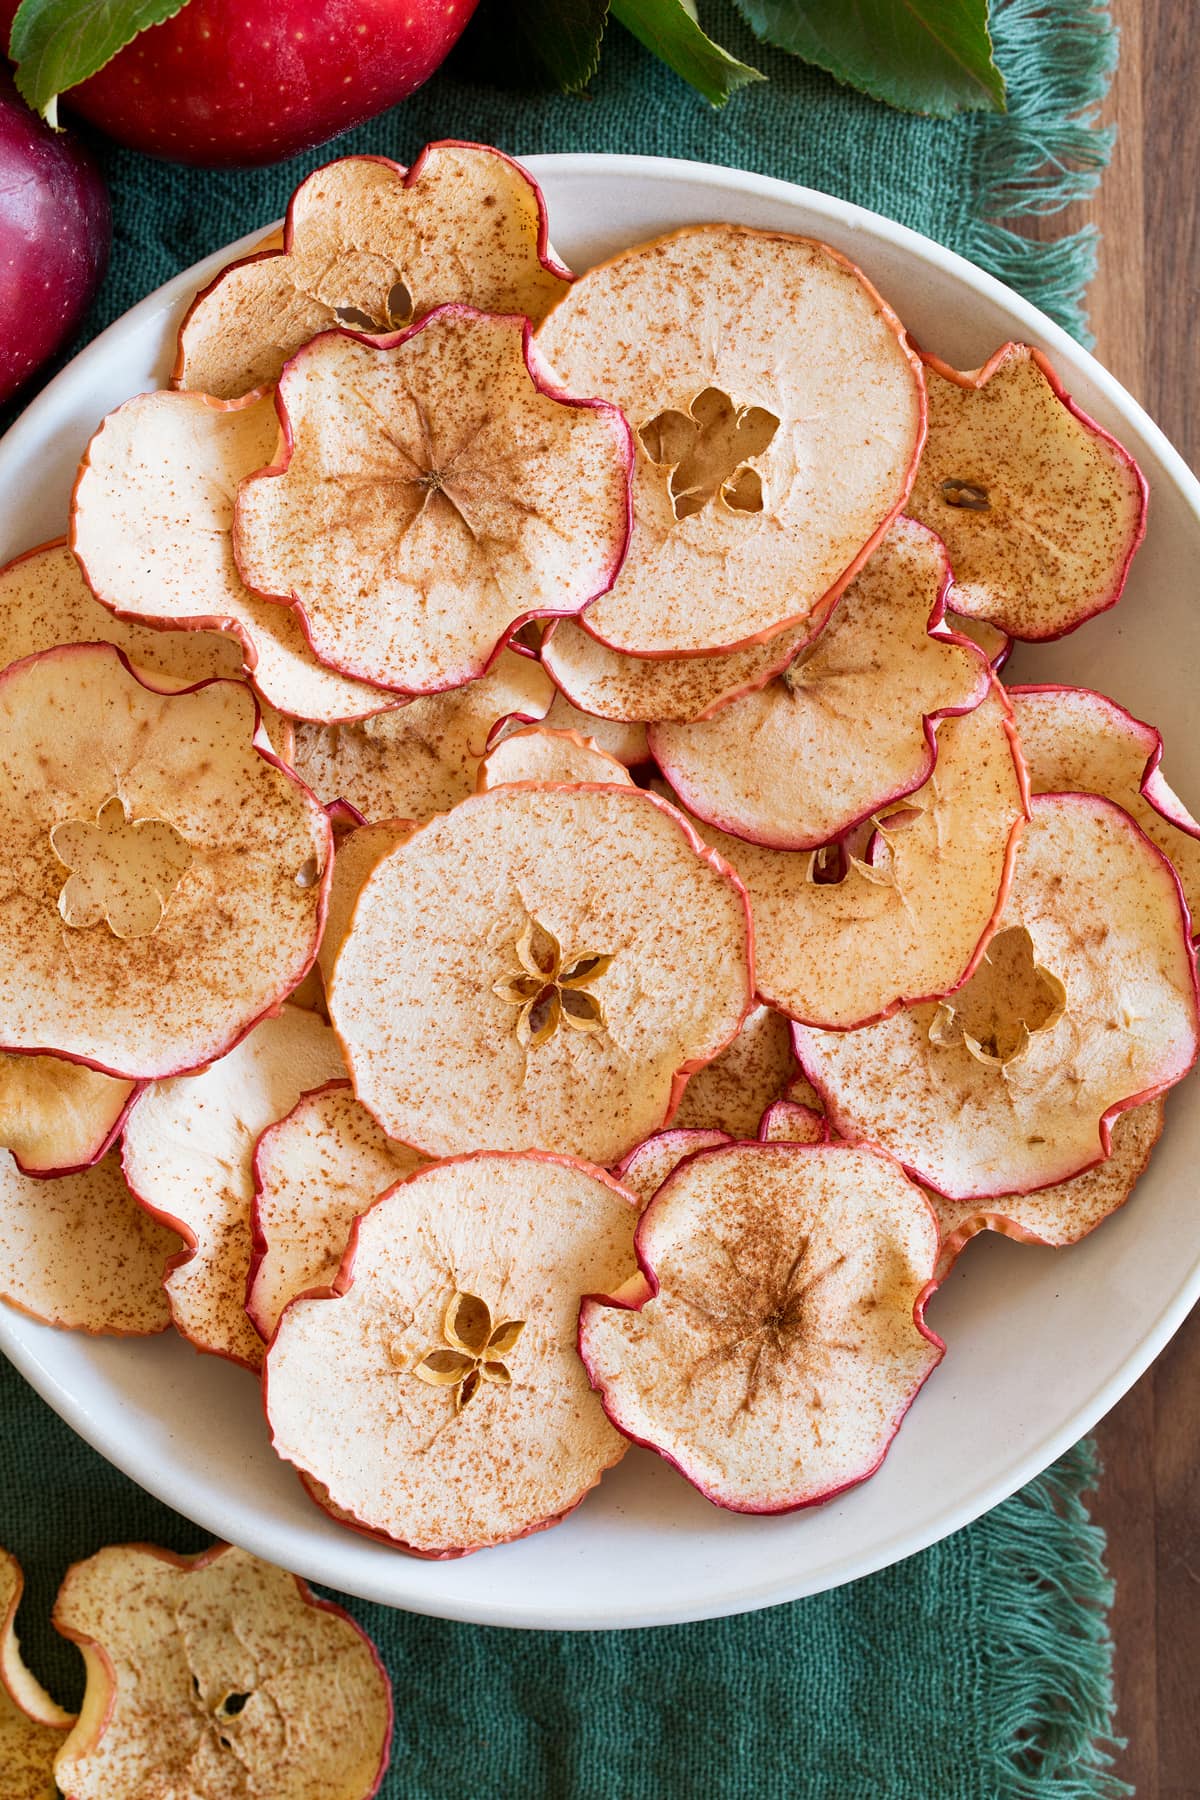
[[0, 69, 109, 404], [0, 0, 481, 168]]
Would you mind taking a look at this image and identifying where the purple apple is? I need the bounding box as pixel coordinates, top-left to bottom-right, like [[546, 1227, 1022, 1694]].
[[0, 69, 110, 404]]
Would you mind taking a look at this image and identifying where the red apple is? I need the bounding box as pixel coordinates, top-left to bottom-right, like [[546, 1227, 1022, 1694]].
[[0, 69, 109, 403], [0, 0, 480, 167]]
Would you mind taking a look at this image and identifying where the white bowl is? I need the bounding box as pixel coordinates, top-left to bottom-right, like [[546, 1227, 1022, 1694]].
[[2, 155, 1198, 1630]]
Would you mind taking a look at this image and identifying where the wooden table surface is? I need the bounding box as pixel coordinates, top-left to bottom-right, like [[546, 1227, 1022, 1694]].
[[1038, 1, 1200, 1789]]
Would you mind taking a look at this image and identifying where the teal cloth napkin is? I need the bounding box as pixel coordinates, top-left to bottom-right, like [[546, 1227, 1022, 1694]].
[[1, 0, 1133, 1793]]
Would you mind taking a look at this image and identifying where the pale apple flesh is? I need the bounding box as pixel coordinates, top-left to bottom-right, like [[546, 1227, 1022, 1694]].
[[0, 646, 330, 1080], [0, 1050, 135, 1178], [265, 1152, 638, 1555], [289, 650, 554, 822], [477, 724, 635, 789], [71, 388, 404, 724], [541, 689, 650, 765], [122, 1006, 345, 1370], [248, 1080, 425, 1342], [908, 343, 1147, 640], [175, 143, 572, 399], [795, 795, 1200, 1198], [233, 309, 634, 696], [316, 819, 417, 999], [613, 1127, 731, 1208], [671, 1003, 795, 1138], [673, 680, 1028, 1030], [51, 1543, 392, 1800], [328, 784, 753, 1167], [931, 1097, 1165, 1279], [758, 1101, 828, 1145], [0, 1151, 178, 1335], [650, 518, 989, 849], [536, 223, 925, 658], [1010, 683, 1200, 939], [579, 1142, 942, 1512]]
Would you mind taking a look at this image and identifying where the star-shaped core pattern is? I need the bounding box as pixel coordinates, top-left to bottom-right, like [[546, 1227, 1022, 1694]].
[[50, 796, 193, 941], [929, 925, 1067, 1067], [409, 1290, 525, 1413], [494, 918, 612, 1048]]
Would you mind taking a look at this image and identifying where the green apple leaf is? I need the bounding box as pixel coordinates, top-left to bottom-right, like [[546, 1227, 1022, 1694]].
[[610, 0, 764, 106], [9, 0, 193, 123], [731, 0, 1005, 115], [511, 0, 610, 90]]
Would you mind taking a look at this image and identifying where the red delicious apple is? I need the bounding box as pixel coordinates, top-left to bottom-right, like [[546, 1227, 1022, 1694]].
[[0, 0, 480, 167], [0, 69, 109, 404]]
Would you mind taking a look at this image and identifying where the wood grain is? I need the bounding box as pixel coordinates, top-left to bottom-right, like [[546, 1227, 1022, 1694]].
[[1027, 0, 1200, 1788]]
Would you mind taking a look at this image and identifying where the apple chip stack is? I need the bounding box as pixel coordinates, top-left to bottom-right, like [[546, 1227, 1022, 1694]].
[[0, 139, 1194, 1552]]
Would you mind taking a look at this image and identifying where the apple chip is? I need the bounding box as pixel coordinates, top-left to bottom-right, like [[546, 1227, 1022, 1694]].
[[579, 1142, 942, 1511], [0, 1052, 135, 1178], [541, 691, 650, 765], [541, 613, 809, 727], [1010, 684, 1200, 935], [266, 1152, 637, 1554], [234, 309, 633, 695], [328, 784, 753, 1165], [908, 344, 1147, 639], [933, 1098, 1164, 1278], [0, 1150, 178, 1335], [614, 1128, 731, 1207], [947, 610, 1010, 670], [175, 143, 571, 399], [535, 224, 925, 656], [71, 389, 403, 723], [0, 645, 329, 1079], [680, 680, 1027, 1028], [671, 1004, 795, 1137], [478, 724, 634, 789], [784, 1072, 825, 1112], [289, 648, 553, 821], [0, 1548, 70, 1800], [122, 1007, 345, 1369], [316, 820, 415, 995], [758, 1100, 828, 1145], [795, 795, 1200, 1197], [248, 1080, 425, 1341], [52, 1543, 392, 1800], [652, 519, 989, 847]]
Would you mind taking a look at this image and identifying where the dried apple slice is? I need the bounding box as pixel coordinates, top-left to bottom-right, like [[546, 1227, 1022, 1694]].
[[614, 1128, 731, 1207], [579, 1142, 942, 1511], [946, 610, 1010, 670], [175, 143, 571, 399], [0, 1150, 178, 1335], [541, 612, 810, 727], [71, 389, 403, 724], [678, 679, 1027, 1028], [52, 1543, 392, 1800], [122, 1006, 345, 1370], [266, 1151, 637, 1555], [0, 645, 329, 1079], [1010, 684, 1200, 936], [535, 224, 925, 657], [933, 1098, 1164, 1278], [784, 1072, 825, 1112], [289, 648, 553, 820], [0, 1052, 135, 1178], [248, 1080, 425, 1342], [651, 520, 989, 847], [328, 784, 752, 1166], [0, 541, 293, 759], [758, 1100, 828, 1145], [907, 344, 1147, 639], [316, 820, 415, 995], [477, 724, 634, 789], [795, 795, 1200, 1198], [234, 309, 633, 695], [0, 1549, 70, 1800], [671, 1003, 795, 1137], [541, 691, 650, 765]]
